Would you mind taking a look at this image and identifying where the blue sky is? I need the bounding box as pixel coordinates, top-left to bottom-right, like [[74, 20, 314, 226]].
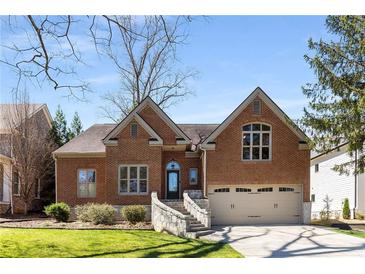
[[0, 16, 329, 129]]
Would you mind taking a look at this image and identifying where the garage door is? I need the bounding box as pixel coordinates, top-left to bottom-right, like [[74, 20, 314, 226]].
[[208, 185, 302, 225]]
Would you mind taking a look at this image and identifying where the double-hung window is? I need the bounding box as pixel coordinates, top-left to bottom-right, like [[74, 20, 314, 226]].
[[242, 123, 271, 160], [119, 165, 148, 195], [78, 169, 96, 198]]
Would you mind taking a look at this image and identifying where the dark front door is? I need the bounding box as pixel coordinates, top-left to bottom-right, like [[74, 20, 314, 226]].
[[167, 170, 179, 199]]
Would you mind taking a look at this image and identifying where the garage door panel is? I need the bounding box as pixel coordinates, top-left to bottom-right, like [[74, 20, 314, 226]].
[[208, 185, 302, 225]]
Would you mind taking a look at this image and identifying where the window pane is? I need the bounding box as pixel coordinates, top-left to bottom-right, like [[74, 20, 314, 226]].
[[120, 167, 127, 180], [243, 147, 250, 160], [262, 124, 271, 131], [130, 167, 137, 179], [129, 179, 138, 192], [88, 183, 96, 197], [252, 147, 260, 159], [87, 170, 95, 182], [253, 133, 260, 145], [140, 180, 147, 193], [189, 169, 198, 184], [262, 147, 269, 159], [243, 133, 251, 145], [262, 133, 270, 145], [79, 184, 88, 197], [78, 170, 87, 183], [252, 124, 261, 131], [120, 180, 128, 192], [140, 166, 147, 180], [131, 123, 138, 138], [242, 124, 251, 131]]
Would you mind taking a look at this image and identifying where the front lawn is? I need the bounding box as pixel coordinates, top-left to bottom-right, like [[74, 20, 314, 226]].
[[334, 229, 365, 239], [0, 228, 242, 258]]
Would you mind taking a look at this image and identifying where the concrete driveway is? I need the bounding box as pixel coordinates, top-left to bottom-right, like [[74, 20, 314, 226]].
[[201, 225, 365, 258]]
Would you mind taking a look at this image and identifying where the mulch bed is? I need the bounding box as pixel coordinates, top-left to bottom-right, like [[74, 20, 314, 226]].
[[0, 218, 153, 230]]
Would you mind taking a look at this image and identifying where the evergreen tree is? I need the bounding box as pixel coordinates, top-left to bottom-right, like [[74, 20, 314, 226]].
[[302, 16, 365, 175], [49, 105, 68, 146], [68, 112, 83, 140]]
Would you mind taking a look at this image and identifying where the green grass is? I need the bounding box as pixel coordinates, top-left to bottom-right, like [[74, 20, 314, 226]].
[[0, 228, 242, 258], [334, 229, 365, 239]]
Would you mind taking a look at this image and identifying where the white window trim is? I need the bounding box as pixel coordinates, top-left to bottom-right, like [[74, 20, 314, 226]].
[[241, 123, 272, 161], [77, 169, 97, 198], [189, 168, 198, 185], [118, 165, 149, 196]]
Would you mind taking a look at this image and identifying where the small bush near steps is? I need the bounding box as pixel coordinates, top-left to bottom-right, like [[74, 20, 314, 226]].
[[342, 198, 351, 219], [75, 203, 116, 225], [121, 205, 146, 224], [44, 202, 71, 222]]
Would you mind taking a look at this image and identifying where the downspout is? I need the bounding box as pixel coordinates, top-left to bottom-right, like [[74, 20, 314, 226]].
[[201, 148, 207, 198], [354, 150, 358, 218]]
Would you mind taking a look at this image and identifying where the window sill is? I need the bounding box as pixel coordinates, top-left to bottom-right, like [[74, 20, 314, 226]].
[[77, 196, 97, 199], [241, 159, 272, 163], [118, 192, 149, 196]]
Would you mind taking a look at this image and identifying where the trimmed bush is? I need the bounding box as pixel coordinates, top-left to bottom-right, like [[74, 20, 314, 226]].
[[75, 203, 116, 225], [121, 205, 146, 224], [342, 198, 351, 219], [44, 202, 70, 222]]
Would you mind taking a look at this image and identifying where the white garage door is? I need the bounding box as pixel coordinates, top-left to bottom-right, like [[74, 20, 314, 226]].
[[208, 185, 302, 225]]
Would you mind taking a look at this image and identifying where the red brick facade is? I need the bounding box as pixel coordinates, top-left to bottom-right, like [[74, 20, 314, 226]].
[[55, 92, 310, 206]]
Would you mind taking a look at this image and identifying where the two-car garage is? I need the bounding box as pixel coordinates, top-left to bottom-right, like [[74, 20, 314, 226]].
[[208, 184, 302, 225]]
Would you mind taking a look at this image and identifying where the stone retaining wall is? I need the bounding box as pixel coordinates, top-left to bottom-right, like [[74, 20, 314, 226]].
[[183, 192, 211, 228], [151, 192, 189, 237]]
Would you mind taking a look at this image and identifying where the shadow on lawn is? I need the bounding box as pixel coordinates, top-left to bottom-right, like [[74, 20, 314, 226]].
[[79, 237, 228, 258]]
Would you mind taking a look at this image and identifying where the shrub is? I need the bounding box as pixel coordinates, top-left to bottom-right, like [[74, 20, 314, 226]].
[[320, 194, 333, 221], [342, 198, 351, 219], [121, 205, 146, 224], [44, 202, 70, 222], [75, 203, 116, 225]]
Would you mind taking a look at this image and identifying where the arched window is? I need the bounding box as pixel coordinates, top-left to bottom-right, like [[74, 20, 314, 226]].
[[166, 161, 180, 170], [242, 123, 271, 160]]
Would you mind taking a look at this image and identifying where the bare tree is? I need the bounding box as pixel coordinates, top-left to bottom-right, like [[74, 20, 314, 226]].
[[91, 16, 197, 122], [3, 91, 56, 214], [1, 16, 197, 111]]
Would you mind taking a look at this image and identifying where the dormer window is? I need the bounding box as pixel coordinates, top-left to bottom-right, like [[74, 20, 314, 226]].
[[253, 100, 261, 115], [242, 123, 271, 161], [130, 123, 138, 138]]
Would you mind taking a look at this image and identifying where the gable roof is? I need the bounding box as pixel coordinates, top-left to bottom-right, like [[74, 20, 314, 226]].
[[103, 96, 191, 145], [201, 87, 308, 146], [0, 103, 52, 133]]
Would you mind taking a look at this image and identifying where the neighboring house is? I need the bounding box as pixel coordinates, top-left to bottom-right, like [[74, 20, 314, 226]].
[[53, 87, 311, 231], [311, 143, 365, 219], [0, 104, 53, 214]]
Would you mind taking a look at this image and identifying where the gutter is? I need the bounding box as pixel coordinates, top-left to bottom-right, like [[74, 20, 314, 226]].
[[354, 150, 358, 217], [200, 147, 207, 198]]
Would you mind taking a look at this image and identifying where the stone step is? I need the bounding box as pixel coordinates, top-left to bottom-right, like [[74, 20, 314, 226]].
[[189, 226, 210, 232], [194, 229, 215, 238], [189, 223, 205, 228]]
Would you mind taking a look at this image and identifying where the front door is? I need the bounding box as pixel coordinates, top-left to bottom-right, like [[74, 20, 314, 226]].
[[167, 170, 179, 199]]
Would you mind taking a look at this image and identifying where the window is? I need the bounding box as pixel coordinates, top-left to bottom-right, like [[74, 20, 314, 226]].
[[257, 187, 273, 192], [242, 123, 271, 160], [13, 172, 20, 195], [214, 188, 230, 193], [315, 164, 319, 173], [253, 100, 262, 115], [119, 165, 148, 194], [166, 161, 180, 170], [130, 123, 138, 138], [78, 169, 96, 198], [189, 168, 198, 185], [311, 194, 316, 202], [279, 187, 294, 192], [35, 178, 41, 199], [236, 187, 251, 192]]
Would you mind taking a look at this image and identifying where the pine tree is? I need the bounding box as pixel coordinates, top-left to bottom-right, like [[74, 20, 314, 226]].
[[302, 16, 365, 175], [49, 105, 68, 146], [342, 198, 351, 219], [68, 112, 83, 140]]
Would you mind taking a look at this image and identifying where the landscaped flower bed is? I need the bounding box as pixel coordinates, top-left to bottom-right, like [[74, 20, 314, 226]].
[[0, 218, 152, 230]]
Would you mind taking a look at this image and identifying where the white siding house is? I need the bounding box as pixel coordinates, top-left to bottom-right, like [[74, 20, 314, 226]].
[[311, 144, 365, 219]]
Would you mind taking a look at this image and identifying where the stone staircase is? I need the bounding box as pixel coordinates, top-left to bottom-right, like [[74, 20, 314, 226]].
[[162, 200, 214, 238]]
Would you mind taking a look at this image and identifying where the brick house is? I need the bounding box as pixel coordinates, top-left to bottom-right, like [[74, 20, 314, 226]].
[[0, 104, 53, 214], [53, 87, 311, 231]]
